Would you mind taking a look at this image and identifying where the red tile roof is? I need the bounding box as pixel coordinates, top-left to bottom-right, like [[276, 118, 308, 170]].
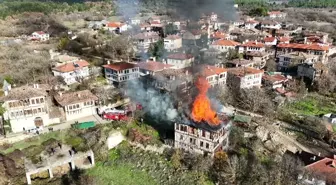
[[53, 60, 90, 73], [35, 31, 46, 35], [305, 157, 336, 183], [103, 62, 137, 71], [278, 37, 290, 42], [228, 67, 263, 78], [268, 11, 284, 15], [165, 35, 181, 40], [211, 31, 228, 39], [212, 39, 240, 47], [262, 74, 287, 83], [277, 43, 329, 51], [241, 41, 265, 48], [137, 61, 173, 72], [167, 53, 194, 60], [107, 22, 124, 28], [200, 65, 227, 77], [264, 37, 276, 43], [245, 20, 259, 24]]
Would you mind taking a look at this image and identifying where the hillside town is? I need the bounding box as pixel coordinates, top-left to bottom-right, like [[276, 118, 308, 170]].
[[0, 0, 336, 185]]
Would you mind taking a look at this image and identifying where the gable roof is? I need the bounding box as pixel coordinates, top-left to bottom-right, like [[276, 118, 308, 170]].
[[53, 60, 90, 73], [211, 39, 240, 47], [0, 85, 48, 102], [137, 61, 173, 72], [305, 157, 336, 183], [277, 43, 329, 51], [241, 41, 265, 48], [200, 65, 227, 77], [264, 37, 277, 42], [103, 62, 137, 71], [165, 35, 181, 40], [54, 90, 98, 106], [107, 22, 125, 28], [228, 67, 264, 78], [167, 53, 194, 60]]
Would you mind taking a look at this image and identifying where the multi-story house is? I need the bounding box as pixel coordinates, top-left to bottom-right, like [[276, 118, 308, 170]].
[[29, 31, 50, 41], [238, 41, 266, 53], [244, 20, 259, 29], [166, 53, 195, 69], [54, 90, 98, 121], [105, 22, 128, 33], [245, 51, 270, 68], [0, 84, 57, 133], [137, 60, 174, 76], [174, 121, 229, 157], [297, 62, 326, 81], [264, 37, 277, 46], [277, 43, 329, 63], [200, 65, 227, 87], [227, 67, 264, 89], [133, 32, 160, 52], [260, 20, 282, 30], [52, 60, 90, 85], [277, 52, 319, 71], [103, 62, 140, 86], [164, 35, 182, 51], [153, 68, 193, 94], [267, 11, 287, 19], [209, 39, 240, 53]]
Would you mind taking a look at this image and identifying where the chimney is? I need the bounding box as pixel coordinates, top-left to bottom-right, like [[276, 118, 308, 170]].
[[77, 93, 81, 98], [107, 60, 111, 65], [4, 90, 8, 96], [59, 92, 63, 97], [304, 37, 307, 44], [153, 57, 156, 61], [311, 156, 316, 161], [36, 84, 39, 88], [185, 70, 188, 75]]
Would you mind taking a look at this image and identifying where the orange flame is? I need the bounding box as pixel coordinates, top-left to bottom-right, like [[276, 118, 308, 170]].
[[191, 77, 220, 125]]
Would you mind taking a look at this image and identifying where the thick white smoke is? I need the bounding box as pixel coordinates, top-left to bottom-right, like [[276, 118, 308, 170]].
[[124, 80, 178, 121]]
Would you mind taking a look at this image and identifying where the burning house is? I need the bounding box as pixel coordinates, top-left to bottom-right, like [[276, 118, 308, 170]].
[[174, 77, 230, 156]]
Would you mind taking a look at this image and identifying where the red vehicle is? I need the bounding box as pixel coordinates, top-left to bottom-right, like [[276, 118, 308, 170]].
[[103, 112, 128, 121]]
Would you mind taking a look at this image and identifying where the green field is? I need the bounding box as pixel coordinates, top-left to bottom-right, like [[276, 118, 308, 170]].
[[286, 94, 336, 116], [87, 162, 158, 185]]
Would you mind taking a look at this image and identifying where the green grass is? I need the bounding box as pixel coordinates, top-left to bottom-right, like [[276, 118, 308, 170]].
[[86, 162, 158, 185], [2, 131, 65, 154], [285, 94, 336, 116]]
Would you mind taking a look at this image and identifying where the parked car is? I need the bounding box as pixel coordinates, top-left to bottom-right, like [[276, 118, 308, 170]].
[[24, 126, 43, 134]]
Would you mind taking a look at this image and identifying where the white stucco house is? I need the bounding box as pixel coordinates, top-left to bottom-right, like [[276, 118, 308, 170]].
[[200, 65, 227, 87], [0, 83, 60, 133], [54, 90, 98, 121], [227, 67, 264, 89], [209, 39, 240, 53], [52, 60, 90, 85], [164, 35, 182, 51], [166, 53, 195, 69], [103, 62, 140, 86], [29, 31, 50, 41]]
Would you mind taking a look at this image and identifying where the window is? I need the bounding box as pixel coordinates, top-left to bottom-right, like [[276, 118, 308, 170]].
[[180, 135, 183, 140], [33, 109, 37, 114], [40, 98, 44, 103], [38, 108, 42, 113], [202, 130, 206, 137], [206, 143, 209, 149], [32, 99, 35, 104], [200, 141, 204, 147], [76, 104, 79, 109], [36, 99, 40, 104]]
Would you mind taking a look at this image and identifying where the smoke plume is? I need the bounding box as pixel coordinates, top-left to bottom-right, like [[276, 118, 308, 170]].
[[124, 79, 178, 122]]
